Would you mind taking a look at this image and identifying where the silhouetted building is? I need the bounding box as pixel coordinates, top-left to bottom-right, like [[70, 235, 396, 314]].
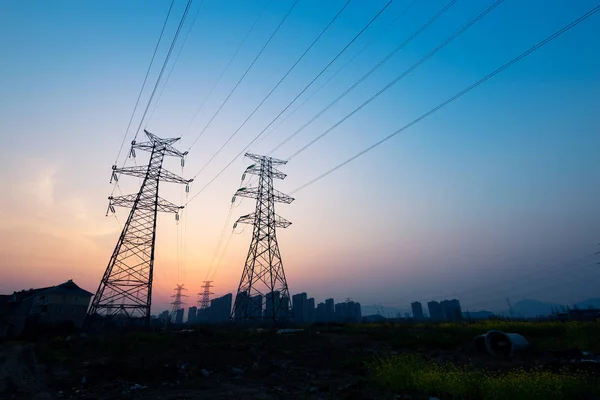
[[233, 292, 249, 321], [210, 293, 232, 323], [187, 306, 197, 324], [441, 299, 462, 322], [428, 301, 444, 321], [264, 291, 280, 320], [335, 302, 344, 322], [159, 310, 170, 322], [411, 301, 424, 319], [307, 298, 315, 323], [316, 302, 326, 322], [249, 294, 263, 319], [278, 295, 290, 319], [0, 280, 92, 339], [196, 307, 209, 322], [175, 308, 184, 324], [334, 300, 361, 322], [325, 298, 335, 321], [292, 292, 308, 323]]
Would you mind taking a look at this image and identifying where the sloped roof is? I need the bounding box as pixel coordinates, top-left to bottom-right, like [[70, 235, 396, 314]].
[[7, 280, 93, 301], [12, 287, 52, 301], [37, 280, 93, 297]]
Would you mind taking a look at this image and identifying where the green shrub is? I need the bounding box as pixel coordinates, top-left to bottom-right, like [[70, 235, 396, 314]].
[[369, 353, 597, 399]]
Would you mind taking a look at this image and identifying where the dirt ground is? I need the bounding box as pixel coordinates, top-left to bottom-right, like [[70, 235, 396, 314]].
[[0, 343, 52, 400], [2, 324, 599, 400]]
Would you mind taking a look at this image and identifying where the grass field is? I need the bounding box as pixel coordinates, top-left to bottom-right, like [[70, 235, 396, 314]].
[[26, 319, 600, 399]]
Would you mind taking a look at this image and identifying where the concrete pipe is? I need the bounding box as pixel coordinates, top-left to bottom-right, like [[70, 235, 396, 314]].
[[475, 330, 529, 357]]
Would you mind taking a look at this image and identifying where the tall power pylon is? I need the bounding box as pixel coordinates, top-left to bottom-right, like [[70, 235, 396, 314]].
[[199, 280, 214, 309], [231, 153, 294, 322], [171, 284, 187, 323], [88, 130, 192, 328]]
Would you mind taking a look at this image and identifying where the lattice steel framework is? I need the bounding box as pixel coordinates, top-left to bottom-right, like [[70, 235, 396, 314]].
[[199, 280, 214, 309], [171, 284, 187, 323], [231, 153, 294, 322], [88, 130, 192, 327]]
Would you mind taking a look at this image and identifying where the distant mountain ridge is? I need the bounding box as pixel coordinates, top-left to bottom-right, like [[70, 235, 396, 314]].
[[498, 298, 600, 318], [365, 298, 600, 319]]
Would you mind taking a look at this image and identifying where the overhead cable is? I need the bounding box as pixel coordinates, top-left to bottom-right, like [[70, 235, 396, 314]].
[[185, 0, 396, 205], [113, 0, 175, 166], [286, 0, 502, 161], [146, 0, 207, 127], [131, 0, 194, 142], [290, 4, 600, 194], [186, 0, 300, 154], [270, 0, 460, 156], [254, 0, 420, 149], [184, 0, 272, 138], [189, 0, 353, 180]]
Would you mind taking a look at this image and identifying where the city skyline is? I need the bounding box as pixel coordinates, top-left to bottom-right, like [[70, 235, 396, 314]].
[[1, 0, 599, 314]]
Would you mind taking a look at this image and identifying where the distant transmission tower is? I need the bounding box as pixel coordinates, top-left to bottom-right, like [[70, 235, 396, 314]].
[[506, 297, 514, 319], [199, 281, 214, 309], [87, 130, 191, 328], [231, 153, 294, 322], [171, 284, 187, 323]]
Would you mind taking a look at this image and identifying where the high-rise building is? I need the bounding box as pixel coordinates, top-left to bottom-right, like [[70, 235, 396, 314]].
[[335, 302, 344, 322], [411, 301, 424, 319], [210, 293, 233, 323], [187, 306, 197, 324], [159, 310, 170, 322], [350, 301, 361, 321], [325, 298, 335, 322], [292, 292, 308, 323], [307, 298, 315, 323], [233, 292, 249, 321], [265, 291, 280, 320], [175, 308, 184, 324], [249, 295, 263, 319], [196, 307, 209, 323], [316, 302, 326, 322], [334, 301, 361, 322], [441, 299, 462, 322], [278, 295, 290, 319], [428, 301, 444, 321]]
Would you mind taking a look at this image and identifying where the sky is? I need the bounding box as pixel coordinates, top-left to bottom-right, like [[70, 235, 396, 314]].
[[0, 0, 599, 314]]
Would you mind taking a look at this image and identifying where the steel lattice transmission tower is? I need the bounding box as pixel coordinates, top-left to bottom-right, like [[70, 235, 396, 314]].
[[171, 284, 187, 323], [199, 281, 214, 309], [88, 130, 192, 327], [231, 153, 294, 322]]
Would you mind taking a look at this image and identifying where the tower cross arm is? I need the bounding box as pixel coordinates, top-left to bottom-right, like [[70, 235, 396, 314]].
[[244, 153, 287, 166], [159, 168, 192, 184], [109, 194, 184, 213], [234, 187, 294, 203], [244, 164, 287, 180], [112, 166, 191, 184], [132, 141, 187, 158], [236, 213, 291, 228]]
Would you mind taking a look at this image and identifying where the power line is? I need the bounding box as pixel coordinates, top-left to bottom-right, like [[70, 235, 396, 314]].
[[146, 0, 207, 127], [185, 0, 300, 154], [111, 0, 191, 197], [290, 4, 600, 195], [189, 0, 353, 181], [184, 0, 272, 137], [131, 0, 194, 143], [269, 0, 460, 159], [286, 0, 501, 161], [185, 0, 396, 205], [254, 0, 420, 150], [113, 0, 175, 166]]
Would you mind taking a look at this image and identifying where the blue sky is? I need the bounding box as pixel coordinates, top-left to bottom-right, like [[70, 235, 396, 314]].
[[0, 0, 599, 312]]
